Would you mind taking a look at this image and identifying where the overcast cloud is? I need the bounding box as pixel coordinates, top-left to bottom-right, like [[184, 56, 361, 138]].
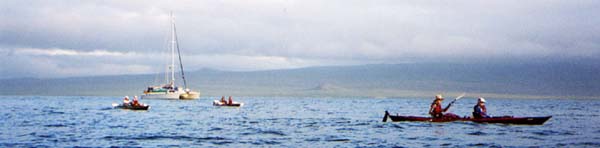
[[1, 0, 599, 78]]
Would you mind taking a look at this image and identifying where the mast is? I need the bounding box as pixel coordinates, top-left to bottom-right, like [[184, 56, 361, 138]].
[[169, 12, 176, 86]]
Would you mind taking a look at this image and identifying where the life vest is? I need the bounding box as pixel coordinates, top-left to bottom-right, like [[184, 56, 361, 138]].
[[473, 104, 487, 118], [432, 102, 443, 114], [473, 104, 486, 113], [481, 105, 486, 113]]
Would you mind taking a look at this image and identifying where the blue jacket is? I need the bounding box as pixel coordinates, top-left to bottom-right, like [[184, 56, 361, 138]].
[[473, 105, 489, 118]]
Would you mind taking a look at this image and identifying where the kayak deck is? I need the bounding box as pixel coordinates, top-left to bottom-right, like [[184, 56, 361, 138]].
[[383, 111, 551, 125]]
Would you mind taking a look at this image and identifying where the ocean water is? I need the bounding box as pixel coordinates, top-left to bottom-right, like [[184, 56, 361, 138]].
[[0, 96, 598, 147]]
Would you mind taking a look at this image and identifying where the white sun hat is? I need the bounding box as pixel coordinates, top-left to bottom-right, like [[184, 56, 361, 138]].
[[435, 94, 444, 100], [478, 97, 486, 102]]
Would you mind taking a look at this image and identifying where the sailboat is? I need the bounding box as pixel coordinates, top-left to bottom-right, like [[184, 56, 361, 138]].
[[142, 13, 200, 100]]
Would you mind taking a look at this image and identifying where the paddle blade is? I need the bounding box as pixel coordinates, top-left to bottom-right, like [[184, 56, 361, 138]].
[[383, 111, 389, 122], [454, 92, 466, 100]]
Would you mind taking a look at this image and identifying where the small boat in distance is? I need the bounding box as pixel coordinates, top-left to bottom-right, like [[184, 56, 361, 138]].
[[213, 96, 244, 107], [112, 103, 150, 110], [142, 12, 200, 100], [113, 96, 150, 110], [213, 100, 244, 107], [382, 111, 551, 125]]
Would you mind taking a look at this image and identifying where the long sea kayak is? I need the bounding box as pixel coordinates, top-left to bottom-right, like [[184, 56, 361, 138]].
[[383, 111, 551, 125]]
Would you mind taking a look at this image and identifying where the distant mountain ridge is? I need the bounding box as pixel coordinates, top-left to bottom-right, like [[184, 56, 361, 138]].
[[1, 63, 599, 99]]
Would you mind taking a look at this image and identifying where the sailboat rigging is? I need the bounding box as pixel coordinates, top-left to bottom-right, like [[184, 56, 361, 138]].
[[142, 12, 200, 100]]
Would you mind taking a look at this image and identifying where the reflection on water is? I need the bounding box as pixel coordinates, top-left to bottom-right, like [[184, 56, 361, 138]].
[[0, 96, 598, 147]]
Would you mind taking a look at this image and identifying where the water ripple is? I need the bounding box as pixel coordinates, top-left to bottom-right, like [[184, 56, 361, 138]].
[[467, 131, 487, 136], [0, 96, 598, 147], [324, 136, 351, 142]]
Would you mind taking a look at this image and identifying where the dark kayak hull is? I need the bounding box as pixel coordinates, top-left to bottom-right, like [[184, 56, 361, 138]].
[[383, 111, 551, 125], [382, 111, 462, 122], [468, 116, 552, 125], [113, 103, 150, 110], [213, 100, 244, 107]]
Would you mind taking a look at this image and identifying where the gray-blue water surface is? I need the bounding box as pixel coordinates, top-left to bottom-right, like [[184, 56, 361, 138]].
[[0, 96, 598, 147]]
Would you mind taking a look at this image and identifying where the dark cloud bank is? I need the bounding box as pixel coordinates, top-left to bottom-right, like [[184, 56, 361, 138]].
[[1, 1, 599, 97]]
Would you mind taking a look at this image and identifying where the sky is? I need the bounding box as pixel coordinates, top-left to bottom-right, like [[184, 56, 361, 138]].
[[1, 0, 599, 79]]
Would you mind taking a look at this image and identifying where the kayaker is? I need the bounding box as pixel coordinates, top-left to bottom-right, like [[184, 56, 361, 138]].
[[228, 96, 233, 105], [220, 96, 226, 104], [473, 97, 490, 119], [123, 96, 131, 106], [429, 94, 451, 118], [132, 96, 140, 107]]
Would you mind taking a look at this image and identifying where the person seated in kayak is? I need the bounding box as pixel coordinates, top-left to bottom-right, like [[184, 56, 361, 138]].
[[123, 96, 131, 106], [228, 96, 233, 105], [220, 96, 226, 104], [428, 94, 451, 118], [473, 97, 490, 119], [132, 96, 140, 107]]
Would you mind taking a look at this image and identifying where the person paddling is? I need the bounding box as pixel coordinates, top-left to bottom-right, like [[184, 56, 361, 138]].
[[473, 97, 490, 119], [123, 96, 131, 106], [132, 96, 140, 107], [228, 96, 233, 105], [220, 96, 226, 104], [429, 94, 451, 118]]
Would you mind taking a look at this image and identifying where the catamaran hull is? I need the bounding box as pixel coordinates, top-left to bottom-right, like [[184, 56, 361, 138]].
[[142, 93, 183, 100], [179, 92, 200, 100]]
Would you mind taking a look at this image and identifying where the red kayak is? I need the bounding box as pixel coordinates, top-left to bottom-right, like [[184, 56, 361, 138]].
[[467, 116, 552, 125], [383, 111, 551, 125], [383, 111, 463, 122]]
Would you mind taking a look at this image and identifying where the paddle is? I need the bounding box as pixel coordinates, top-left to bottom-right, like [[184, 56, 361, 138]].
[[383, 111, 390, 122], [450, 93, 466, 104], [445, 92, 466, 111]]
